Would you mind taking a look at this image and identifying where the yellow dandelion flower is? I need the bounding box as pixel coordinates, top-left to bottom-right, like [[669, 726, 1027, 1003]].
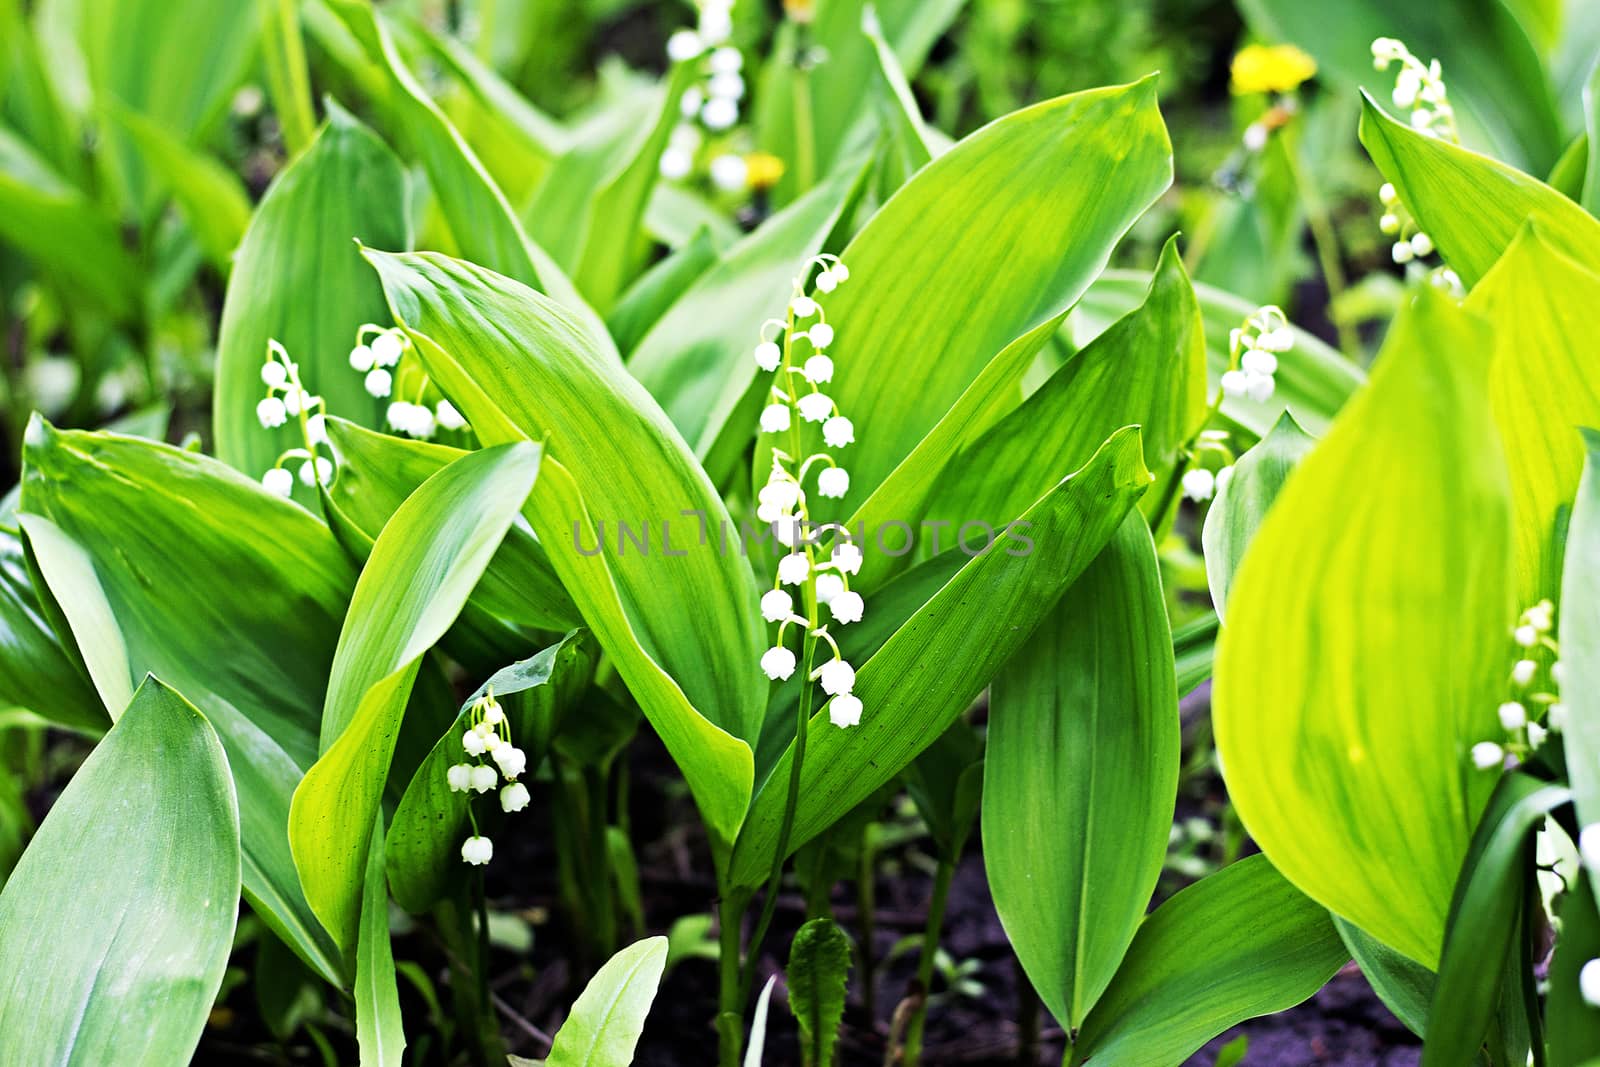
[[1231, 44, 1318, 95], [745, 152, 785, 191]]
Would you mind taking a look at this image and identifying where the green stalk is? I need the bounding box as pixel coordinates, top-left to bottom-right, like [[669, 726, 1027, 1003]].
[[857, 825, 878, 1026], [717, 886, 754, 1067], [902, 857, 954, 1066], [584, 762, 617, 961], [1282, 139, 1359, 361], [791, 41, 816, 193], [259, 0, 316, 157]]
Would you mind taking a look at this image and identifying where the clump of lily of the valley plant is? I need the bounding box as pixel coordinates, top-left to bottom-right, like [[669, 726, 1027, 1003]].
[[446, 689, 530, 866]]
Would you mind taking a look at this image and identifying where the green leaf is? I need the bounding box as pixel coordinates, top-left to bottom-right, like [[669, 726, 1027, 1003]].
[[1561, 427, 1600, 896], [0, 676, 239, 1065], [608, 225, 723, 357], [102, 99, 252, 271], [0, 123, 140, 319], [1422, 772, 1570, 1067], [290, 442, 541, 954], [386, 631, 596, 914], [1359, 95, 1600, 286], [545, 936, 668, 1067], [326, 0, 611, 355], [1239, 0, 1563, 172], [356, 817, 404, 1066], [787, 917, 852, 1067], [1173, 613, 1218, 699], [1202, 412, 1316, 621], [1335, 917, 1434, 1038], [628, 164, 863, 478], [730, 428, 1152, 887], [1069, 856, 1347, 1067], [1548, 871, 1600, 1064], [1077, 269, 1362, 439], [799, 79, 1172, 505], [903, 720, 984, 863], [986, 513, 1178, 1031], [213, 103, 407, 482], [1586, 61, 1600, 214], [18, 419, 352, 985], [926, 235, 1206, 532], [0, 526, 104, 733], [365, 248, 759, 843], [322, 415, 581, 634], [1213, 289, 1513, 968], [1467, 229, 1600, 607]]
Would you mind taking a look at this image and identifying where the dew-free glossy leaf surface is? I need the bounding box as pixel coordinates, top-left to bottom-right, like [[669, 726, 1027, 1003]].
[[986, 513, 1178, 1031], [213, 104, 407, 482], [0, 677, 239, 1067], [290, 443, 541, 954], [544, 936, 668, 1067], [1213, 290, 1513, 967], [355, 818, 405, 1067], [1068, 855, 1347, 1067], [730, 428, 1151, 887], [0, 526, 103, 733], [1336, 918, 1433, 1038]]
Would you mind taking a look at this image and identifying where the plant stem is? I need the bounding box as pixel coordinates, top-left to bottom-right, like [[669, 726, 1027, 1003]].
[[259, 0, 316, 157], [716, 886, 754, 1067], [902, 856, 954, 1067], [1282, 138, 1359, 361], [1016, 957, 1040, 1066], [857, 824, 878, 1028], [791, 44, 816, 193], [584, 763, 617, 961]]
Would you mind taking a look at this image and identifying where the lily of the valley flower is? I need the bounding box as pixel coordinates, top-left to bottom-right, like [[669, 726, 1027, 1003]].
[[257, 339, 335, 497], [445, 690, 530, 866]]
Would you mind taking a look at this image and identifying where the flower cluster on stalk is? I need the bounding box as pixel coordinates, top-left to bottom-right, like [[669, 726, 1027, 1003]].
[[1369, 38, 1464, 294], [256, 339, 332, 497], [753, 255, 866, 729], [1471, 600, 1564, 770], [347, 323, 468, 441], [1181, 305, 1295, 503], [446, 690, 530, 866]]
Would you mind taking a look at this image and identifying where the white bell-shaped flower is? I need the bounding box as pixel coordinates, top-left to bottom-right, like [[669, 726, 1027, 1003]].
[[1220, 370, 1249, 399], [822, 415, 854, 448], [493, 744, 527, 779], [1392, 241, 1415, 264], [659, 147, 693, 181], [436, 400, 468, 431], [817, 467, 849, 498], [709, 46, 742, 74], [797, 392, 832, 423], [306, 413, 328, 446], [1378, 182, 1397, 205], [807, 323, 834, 348], [771, 514, 805, 547], [791, 295, 819, 319], [1528, 722, 1548, 747], [469, 764, 498, 794], [482, 701, 505, 726], [1582, 959, 1600, 1008], [1181, 467, 1215, 502], [1262, 327, 1295, 352], [778, 552, 810, 586], [818, 659, 856, 696], [298, 456, 333, 487], [1241, 348, 1277, 377], [1244, 371, 1275, 403], [463, 729, 487, 756], [803, 355, 834, 383], [1471, 741, 1504, 770], [709, 72, 744, 101], [365, 368, 393, 398], [761, 588, 794, 622], [1510, 660, 1536, 687], [760, 478, 802, 513], [754, 341, 782, 372], [446, 764, 472, 793], [829, 693, 863, 728], [761, 645, 797, 680], [261, 361, 288, 388], [814, 573, 844, 604], [831, 542, 862, 575], [501, 781, 531, 813], [701, 96, 738, 130], [1410, 232, 1434, 258], [1379, 213, 1400, 234], [666, 28, 703, 61], [829, 590, 864, 624], [349, 344, 375, 373], [1497, 701, 1527, 731], [461, 836, 494, 865], [760, 403, 792, 433], [371, 330, 404, 367], [1580, 824, 1600, 872], [710, 154, 748, 192], [814, 270, 839, 293], [1514, 625, 1538, 648], [262, 467, 294, 498], [257, 396, 288, 429]]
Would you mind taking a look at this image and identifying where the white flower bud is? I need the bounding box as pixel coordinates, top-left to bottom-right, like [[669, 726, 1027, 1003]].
[[797, 392, 832, 423], [298, 456, 333, 487], [1242, 123, 1267, 152], [659, 146, 693, 180], [1471, 741, 1504, 770], [262, 467, 294, 498], [791, 295, 819, 319], [463, 729, 487, 756], [814, 270, 838, 293], [1581, 824, 1600, 873], [701, 96, 738, 130], [680, 86, 705, 118], [1550, 702, 1569, 731], [831, 542, 862, 575], [817, 466, 849, 498], [1241, 348, 1278, 377], [348, 343, 375, 372], [709, 72, 745, 101], [759, 479, 802, 513], [261, 360, 288, 388], [1181, 467, 1216, 502], [482, 701, 505, 726], [1527, 600, 1554, 633], [1582, 959, 1600, 1008], [710, 46, 742, 74], [1514, 625, 1538, 648], [710, 153, 748, 192], [306, 413, 328, 446], [1245, 371, 1276, 403], [1497, 701, 1527, 731], [771, 514, 804, 547], [1410, 108, 1433, 131], [830, 264, 849, 283], [761, 588, 793, 622], [365, 368, 393, 398], [829, 590, 864, 624], [493, 744, 527, 779], [1378, 182, 1397, 205], [778, 552, 810, 586], [804, 355, 834, 384], [469, 764, 498, 794], [761, 645, 797, 680], [666, 29, 703, 61], [754, 341, 782, 372], [257, 396, 288, 429], [1220, 369, 1249, 398], [814, 573, 844, 604], [760, 403, 792, 433], [1527, 722, 1548, 747], [1510, 660, 1536, 687], [436, 400, 468, 431], [818, 659, 856, 696], [1262, 327, 1295, 352], [807, 323, 834, 349], [1409, 232, 1434, 257], [822, 415, 854, 448], [1379, 213, 1400, 234], [829, 693, 863, 728], [461, 835, 493, 865], [371, 330, 404, 367], [500, 781, 531, 813], [482, 731, 503, 752], [1392, 241, 1415, 264], [446, 764, 472, 793]]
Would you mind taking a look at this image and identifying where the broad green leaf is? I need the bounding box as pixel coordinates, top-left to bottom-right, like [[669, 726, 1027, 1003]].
[[0, 0, 79, 178], [1561, 427, 1600, 893], [1467, 230, 1600, 607], [1586, 61, 1600, 214], [787, 917, 851, 1067], [1174, 613, 1218, 699], [323, 416, 580, 634], [1360, 96, 1600, 285], [0, 123, 139, 319], [986, 513, 1178, 1031], [1548, 872, 1600, 1064], [290, 442, 541, 954], [0, 527, 104, 733], [801, 79, 1172, 505], [927, 235, 1206, 532], [1238, 0, 1563, 172], [1336, 918, 1433, 1037], [355, 818, 404, 1067], [19, 420, 352, 985], [1077, 269, 1361, 439], [1213, 290, 1514, 968], [729, 428, 1152, 887], [258, 0, 315, 155], [387, 631, 596, 914], [608, 226, 723, 357], [903, 720, 983, 862], [629, 164, 863, 475], [861, 3, 947, 176], [545, 936, 668, 1067], [365, 249, 759, 842], [1068, 855, 1347, 1067], [0, 676, 239, 1066], [1423, 773, 1570, 1067], [102, 99, 252, 271], [327, 0, 612, 356], [1202, 412, 1316, 621], [213, 103, 407, 482]]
